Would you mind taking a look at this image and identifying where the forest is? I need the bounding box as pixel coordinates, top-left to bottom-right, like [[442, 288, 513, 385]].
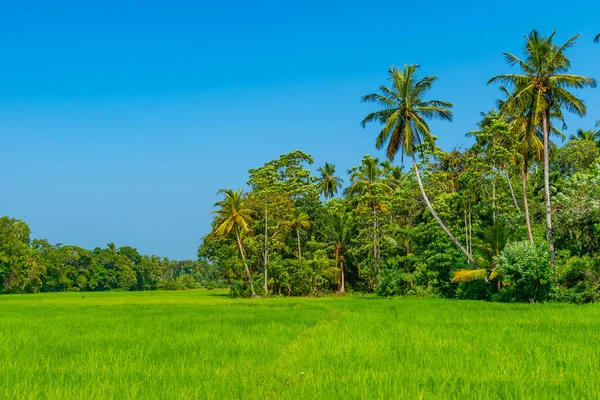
[[3, 30, 600, 303]]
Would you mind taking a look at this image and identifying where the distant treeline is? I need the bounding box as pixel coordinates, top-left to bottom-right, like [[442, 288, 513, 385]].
[[0, 216, 222, 293]]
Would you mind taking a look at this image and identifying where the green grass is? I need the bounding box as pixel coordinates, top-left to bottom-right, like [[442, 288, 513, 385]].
[[2, 291, 600, 399]]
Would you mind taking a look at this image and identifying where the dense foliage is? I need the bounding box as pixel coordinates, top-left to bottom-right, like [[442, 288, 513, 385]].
[[199, 30, 600, 302], [0, 216, 215, 293]]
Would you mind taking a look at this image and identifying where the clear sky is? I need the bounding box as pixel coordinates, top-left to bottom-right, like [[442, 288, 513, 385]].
[[1, 0, 599, 260]]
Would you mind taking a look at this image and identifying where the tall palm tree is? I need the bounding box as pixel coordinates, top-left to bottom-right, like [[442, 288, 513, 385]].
[[317, 162, 343, 198], [361, 64, 473, 263], [344, 155, 393, 272], [213, 189, 256, 297], [282, 211, 310, 260], [489, 30, 596, 272], [497, 88, 544, 243], [569, 128, 600, 145]]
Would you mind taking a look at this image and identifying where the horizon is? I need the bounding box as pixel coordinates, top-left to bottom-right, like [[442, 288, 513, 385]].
[[2, 0, 599, 259]]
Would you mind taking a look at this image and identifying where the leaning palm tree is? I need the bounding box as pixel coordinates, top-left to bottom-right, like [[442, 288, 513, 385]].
[[317, 162, 343, 198], [282, 211, 310, 260], [213, 189, 256, 297], [489, 30, 596, 272], [569, 128, 600, 145], [361, 64, 473, 262]]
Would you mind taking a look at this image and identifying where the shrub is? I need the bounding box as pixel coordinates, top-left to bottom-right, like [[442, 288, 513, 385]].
[[494, 241, 553, 302]]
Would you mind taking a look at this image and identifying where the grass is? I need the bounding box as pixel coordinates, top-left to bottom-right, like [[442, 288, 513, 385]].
[[1, 291, 600, 399]]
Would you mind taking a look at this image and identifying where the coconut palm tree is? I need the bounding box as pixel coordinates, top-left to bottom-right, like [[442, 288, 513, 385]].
[[569, 128, 600, 145], [213, 189, 256, 297], [317, 162, 343, 199], [331, 212, 352, 294], [344, 155, 393, 271], [489, 30, 596, 272], [361, 64, 473, 263], [497, 89, 543, 243], [282, 211, 310, 260]]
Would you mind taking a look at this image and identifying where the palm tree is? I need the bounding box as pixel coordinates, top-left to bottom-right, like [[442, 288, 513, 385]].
[[361, 64, 473, 263], [213, 189, 256, 297], [595, 33, 600, 43], [344, 155, 393, 273], [489, 30, 596, 272], [452, 220, 510, 292], [498, 89, 544, 243], [569, 128, 600, 145], [317, 162, 343, 198], [282, 211, 310, 260], [331, 212, 352, 294]]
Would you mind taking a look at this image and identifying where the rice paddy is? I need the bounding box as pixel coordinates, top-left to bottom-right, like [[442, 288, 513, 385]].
[[1, 290, 599, 399]]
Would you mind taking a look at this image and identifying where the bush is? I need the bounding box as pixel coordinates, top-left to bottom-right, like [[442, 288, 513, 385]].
[[559, 255, 600, 304], [494, 241, 554, 302]]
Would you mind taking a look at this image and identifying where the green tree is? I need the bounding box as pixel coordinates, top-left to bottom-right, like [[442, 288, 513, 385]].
[[213, 189, 256, 297], [569, 128, 600, 146], [361, 64, 473, 262], [330, 211, 352, 294], [489, 30, 596, 273], [345, 155, 393, 277], [0, 217, 43, 293], [317, 162, 343, 199], [282, 211, 311, 260]]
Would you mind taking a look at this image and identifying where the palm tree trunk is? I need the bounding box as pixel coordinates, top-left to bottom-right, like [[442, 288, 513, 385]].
[[504, 169, 520, 211], [521, 158, 534, 243], [340, 258, 345, 294], [542, 114, 557, 277], [492, 170, 497, 225], [468, 207, 472, 258], [296, 228, 302, 261], [372, 203, 380, 284], [263, 207, 268, 295], [412, 155, 473, 263], [235, 230, 256, 297]]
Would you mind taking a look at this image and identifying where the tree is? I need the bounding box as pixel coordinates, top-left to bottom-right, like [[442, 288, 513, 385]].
[[0, 217, 43, 293], [361, 64, 474, 263], [344, 155, 393, 277], [317, 162, 343, 199], [247, 151, 318, 294], [569, 128, 600, 146], [595, 33, 600, 43], [282, 211, 311, 260], [213, 189, 256, 297], [330, 211, 352, 294], [489, 30, 596, 273]]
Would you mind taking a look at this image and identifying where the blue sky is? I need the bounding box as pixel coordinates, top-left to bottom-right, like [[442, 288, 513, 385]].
[[1, 0, 599, 259]]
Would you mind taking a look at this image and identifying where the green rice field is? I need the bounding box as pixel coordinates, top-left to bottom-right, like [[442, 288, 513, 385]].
[[1, 290, 600, 399]]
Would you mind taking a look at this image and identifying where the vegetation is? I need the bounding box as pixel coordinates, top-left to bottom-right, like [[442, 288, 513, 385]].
[[0, 216, 214, 293], [2, 30, 600, 304], [3, 290, 600, 399]]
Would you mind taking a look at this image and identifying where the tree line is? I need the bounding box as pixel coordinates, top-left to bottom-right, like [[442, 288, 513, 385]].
[[0, 216, 219, 293], [200, 30, 600, 302], [2, 30, 599, 301]]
